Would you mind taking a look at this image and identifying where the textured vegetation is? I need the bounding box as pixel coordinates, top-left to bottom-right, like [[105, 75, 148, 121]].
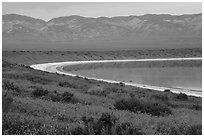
[[2, 49, 202, 135], [114, 97, 172, 116]]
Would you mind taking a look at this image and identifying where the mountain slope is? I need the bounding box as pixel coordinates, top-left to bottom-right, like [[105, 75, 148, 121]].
[[2, 13, 202, 51]]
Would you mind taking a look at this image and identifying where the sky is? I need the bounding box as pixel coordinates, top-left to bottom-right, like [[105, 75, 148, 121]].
[[2, 2, 202, 21]]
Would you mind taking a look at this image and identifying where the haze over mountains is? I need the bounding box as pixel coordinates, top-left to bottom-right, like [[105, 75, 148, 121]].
[[2, 13, 202, 51]]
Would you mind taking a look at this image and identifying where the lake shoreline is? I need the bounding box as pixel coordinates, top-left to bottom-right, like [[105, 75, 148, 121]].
[[30, 57, 202, 97]]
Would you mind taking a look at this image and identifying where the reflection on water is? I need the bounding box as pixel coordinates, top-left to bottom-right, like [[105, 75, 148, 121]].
[[68, 64, 202, 91]]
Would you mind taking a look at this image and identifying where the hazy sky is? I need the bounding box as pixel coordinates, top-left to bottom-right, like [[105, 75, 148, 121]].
[[2, 2, 202, 21]]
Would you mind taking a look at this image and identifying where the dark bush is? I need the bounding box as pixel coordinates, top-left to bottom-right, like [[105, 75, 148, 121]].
[[84, 77, 88, 80], [3, 80, 20, 93], [60, 91, 79, 104], [190, 104, 202, 111], [114, 98, 172, 116], [176, 93, 188, 101], [32, 88, 79, 104], [58, 82, 66, 87], [32, 88, 49, 98], [97, 112, 118, 133], [116, 122, 143, 135], [77, 113, 145, 135], [61, 92, 74, 102], [44, 91, 79, 104], [164, 89, 171, 93], [25, 66, 32, 69], [79, 113, 118, 135], [58, 82, 77, 88], [119, 82, 125, 86], [82, 116, 94, 124]]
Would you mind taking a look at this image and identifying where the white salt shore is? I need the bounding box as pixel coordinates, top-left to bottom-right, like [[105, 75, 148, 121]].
[[30, 57, 202, 97]]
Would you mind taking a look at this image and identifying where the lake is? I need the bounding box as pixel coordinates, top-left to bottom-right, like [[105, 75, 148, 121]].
[[64, 60, 202, 92]]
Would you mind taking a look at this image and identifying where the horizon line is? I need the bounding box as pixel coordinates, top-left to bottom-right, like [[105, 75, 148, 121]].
[[2, 12, 202, 22]]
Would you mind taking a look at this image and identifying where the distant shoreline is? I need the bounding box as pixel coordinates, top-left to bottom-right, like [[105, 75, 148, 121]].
[[30, 57, 202, 97]]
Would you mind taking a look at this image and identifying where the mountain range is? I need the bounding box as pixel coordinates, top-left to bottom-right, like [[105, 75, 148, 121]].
[[2, 13, 202, 51]]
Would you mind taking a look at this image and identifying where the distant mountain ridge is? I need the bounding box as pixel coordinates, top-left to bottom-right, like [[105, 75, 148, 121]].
[[2, 13, 202, 51]]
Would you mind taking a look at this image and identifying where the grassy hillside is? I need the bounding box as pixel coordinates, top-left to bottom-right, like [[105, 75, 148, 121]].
[[2, 48, 202, 135]]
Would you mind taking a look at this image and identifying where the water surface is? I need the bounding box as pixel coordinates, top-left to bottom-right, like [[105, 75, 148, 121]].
[[64, 61, 202, 91]]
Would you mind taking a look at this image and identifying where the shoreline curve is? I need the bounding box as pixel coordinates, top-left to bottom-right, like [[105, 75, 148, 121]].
[[30, 57, 202, 97]]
